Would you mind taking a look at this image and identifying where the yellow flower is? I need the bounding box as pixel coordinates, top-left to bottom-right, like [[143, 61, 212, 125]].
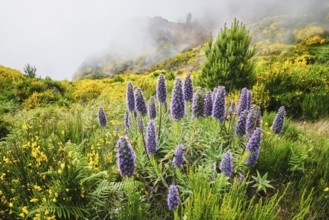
[[22, 206, 28, 214], [52, 198, 57, 203], [324, 187, 329, 192], [9, 202, 13, 207], [30, 198, 39, 203], [57, 169, 62, 174], [19, 213, 25, 218], [42, 197, 47, 203], [34, 185, 42, 191], [60, 163, 65, 169]]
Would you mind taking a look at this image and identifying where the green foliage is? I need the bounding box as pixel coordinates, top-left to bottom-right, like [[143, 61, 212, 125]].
[[251, 171, 274, 194], [23, 64, 37, 78], [199, 19, 255, 90]]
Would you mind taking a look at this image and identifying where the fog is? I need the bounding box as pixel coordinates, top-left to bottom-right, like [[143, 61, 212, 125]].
[[0, 0, 326, 80]]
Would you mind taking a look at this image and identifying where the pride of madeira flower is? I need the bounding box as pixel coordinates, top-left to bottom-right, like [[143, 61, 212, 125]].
[[246, 128, 262, 167], [272, 106, 286, 134], [167, 184, 179, 211], [97, 107, 107, 127], [171, 78, 185, 120], [116, 136, 136, 177], [135, 88, 148, 116]]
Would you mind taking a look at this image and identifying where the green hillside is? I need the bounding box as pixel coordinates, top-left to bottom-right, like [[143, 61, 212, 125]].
[[0, 12, 329, 219]]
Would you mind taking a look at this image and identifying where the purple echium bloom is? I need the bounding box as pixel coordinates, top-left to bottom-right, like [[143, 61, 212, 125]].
[[183, 74, 194, 101], [220, 151, 233, 177], [167, 185, 179, 211], [246, 128, 262, 167], [156, 74, 167, 104], [272, 106, 286, 134], [204, 91, 213, 117], [171, 78, 185, 120], [246, 105, 261, 135], [137, 114, 144, 132], [237, 88, 248, 115], [126, 82, 135, 112], [124, 110, 130, 131], [236, 110, 248, 136], [212, 86, 226, 122], [173, 144, 184, 168], [116, 136, 136, 177], [228, 101, 237, 117], [97, 107, 107, 127], [192, 88, 204, 118], [246, 148, 260, 167], [246, 127, 262, 151], [148, 96, 157, 120], [135, 88, 147, 116], [246, 90, 252, 110], [145, 121, 157, 155]]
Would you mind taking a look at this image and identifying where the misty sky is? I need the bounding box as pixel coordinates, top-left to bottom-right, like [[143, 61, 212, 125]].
[[0, 0, 322, 80]]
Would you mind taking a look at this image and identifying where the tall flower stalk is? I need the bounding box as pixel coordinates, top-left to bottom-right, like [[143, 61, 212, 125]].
[[173, 144, 184, 168], [126, 82, 135, 112], [212, 86, 226, 122], [157, 74, 167, 141], [146, 121, 157, 155], [135, 88, 147, 116], [192, 87, 204, 118], [148, 96, 157, 120], [272, 106, 286, 134], [167, 185, 179, 211], [97, 107, 107, 127], [171, 78, 185, 120], [220, 151, 233, 177], [116, 136, 136, 177], [237, 88, 248, 115], [246, 128, 262, 167]]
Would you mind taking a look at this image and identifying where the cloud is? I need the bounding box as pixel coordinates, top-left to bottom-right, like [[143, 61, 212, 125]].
[[0, 0, 326, 80]]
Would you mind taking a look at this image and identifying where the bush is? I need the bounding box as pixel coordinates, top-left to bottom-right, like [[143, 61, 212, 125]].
[[199, 19, 255, 90]]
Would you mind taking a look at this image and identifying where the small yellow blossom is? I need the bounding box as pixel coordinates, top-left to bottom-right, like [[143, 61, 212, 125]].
[[52, 198, 57, 203], [324, 187, 329, 192], [30, 198, 39, 203], [9, 202, 13, 207], [42, 197, 47, 203], [34, 185, 42, 191], [22, 206, 28, 214]]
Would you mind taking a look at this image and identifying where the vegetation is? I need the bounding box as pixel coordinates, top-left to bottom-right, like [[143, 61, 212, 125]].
[[199, 19, 255, 90], [1, 13, 329, 219]]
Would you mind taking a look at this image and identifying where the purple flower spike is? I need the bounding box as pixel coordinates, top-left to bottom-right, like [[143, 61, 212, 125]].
[[167, 185, 179, 211], [228, 101, 237, 117], [126, 82, 135, 112], [246, 127, 262, 151], [237, 88, 248, 115], [137, 114, 144, 132], [124, 110, 130, 131], [97, 107, 107, 127], [220, 151, 233, 177], [146, 121, 157, 155], [171, 78, 185, 120], [116, 136, 136, 177], [148, 96, 157, 120], [246, 148, 260, 167], [183, 74, 194, 102], [236, 110, 248, 136], [212, 86, 226, 122], [173, 144, 184, 168], [192, 88, 204, 118], [203, 91, 213, 117], [157, 74, 167, 104], [135, 88, 147, 116], [246, 90, 252, 110], [246, 128, 262, 167], [272, 106, 286, 134], [246, 105, 261, 135]]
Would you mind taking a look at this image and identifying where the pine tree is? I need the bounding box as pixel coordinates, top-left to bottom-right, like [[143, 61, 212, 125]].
[[199, 19, 255, 91]]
